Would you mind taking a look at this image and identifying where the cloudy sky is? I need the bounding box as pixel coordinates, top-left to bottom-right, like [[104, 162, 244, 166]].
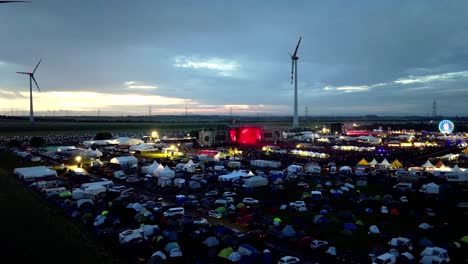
[[1, 0, 468, 116]]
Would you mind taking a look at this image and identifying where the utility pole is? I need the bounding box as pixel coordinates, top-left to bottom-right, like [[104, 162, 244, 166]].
[[148, 105, 152, 117], [432, 100, 437, 119]]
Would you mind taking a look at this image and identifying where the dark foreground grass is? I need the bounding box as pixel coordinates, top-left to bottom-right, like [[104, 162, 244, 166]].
[[0, 153, 122, 264]]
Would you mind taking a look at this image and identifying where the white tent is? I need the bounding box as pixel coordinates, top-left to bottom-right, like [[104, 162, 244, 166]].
[[183, 159, 196, 173], [83, 147, 103, 158], [219, 170, 250, 182], [421, 160, 434, 168], [110, 156, 138, 167], [420, 182, 439, 194], [156, 165, 175, 178], [14, 166, 57, 181], [305, 164, 321, 173], [287, 165, 303, 173], [369, 158, 378, 167], [130, 143, 155, 152], [379, 158, 391, 167], [142, 161, 159, 174], [243, 176, 268, 188], [339, 166, 352, 172], [111, 137, 144, 146], [153, 164, 164, 176]]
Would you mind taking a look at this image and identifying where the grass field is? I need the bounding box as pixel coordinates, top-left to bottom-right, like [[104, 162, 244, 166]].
[[0, 118, 309, 136], [0, 152, 122, 264]]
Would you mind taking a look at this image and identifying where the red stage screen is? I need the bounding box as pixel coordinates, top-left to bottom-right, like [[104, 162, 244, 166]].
[[229, 127, 262, 144]]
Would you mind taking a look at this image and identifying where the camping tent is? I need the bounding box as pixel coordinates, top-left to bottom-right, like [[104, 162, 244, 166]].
[[112, 137, 144, 146], [339, 166, 352, 173], [130, 143, 155, 152], [357, 158, 369, 166], [369, 159, 378, 167], [391, 159, 403, 169], [281, 225, 297, 237]]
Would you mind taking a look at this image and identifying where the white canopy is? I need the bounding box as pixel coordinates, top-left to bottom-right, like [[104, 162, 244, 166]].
[[142, 161, 159, 174], [14, 166, 57, 181], [379, 158, 391, 167], [219, 170, 250, 182], [369, 158, 378, 166], [83, 147, 103, 157], [110, 156, 138, 166], [421, 160, 434, 168], [105, 137, 143, 146], [154, 165, 175, 178], [130, 143, 155, 151], [339, 166, 352, 172]]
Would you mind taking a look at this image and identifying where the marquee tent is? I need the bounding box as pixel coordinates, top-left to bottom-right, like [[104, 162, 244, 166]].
[[14, 166, 58, 181], [379, 158, 391, 167], [434, 160, 446, 169], [391, 159, 403, 169], [154, 165, 175, 178], [142, 161, 159, 175], [357, 158, 369, 166], [110, 156, 138, 167], [421, 160, 434, 168], [369, 158, 378, 167]]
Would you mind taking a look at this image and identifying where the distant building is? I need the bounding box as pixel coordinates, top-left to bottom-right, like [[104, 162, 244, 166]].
[[330, 123, 343, 135]]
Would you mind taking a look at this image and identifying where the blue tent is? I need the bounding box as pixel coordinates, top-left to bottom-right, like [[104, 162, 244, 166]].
[[344, 223, 358, 230]]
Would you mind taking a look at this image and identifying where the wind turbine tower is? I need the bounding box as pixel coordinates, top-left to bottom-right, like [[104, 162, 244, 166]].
[[16, 59, 42, 124], [290, 37, 302, 128]]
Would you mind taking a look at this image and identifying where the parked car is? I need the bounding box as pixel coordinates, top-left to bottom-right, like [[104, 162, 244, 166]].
[[205, 190, 218, 197], [243, 197, 259, 205], [208, 210, 222, 218], [278, 256, 300, 264], [223, 191, 237, 197], [193, 218, 208, 225], [289, 200, 306, 208], [399, 196, 408, 203], [310, 239, 329, 250]]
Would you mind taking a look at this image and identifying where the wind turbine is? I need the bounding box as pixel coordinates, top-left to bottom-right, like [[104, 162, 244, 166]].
[[290, 36, 302, 128], [16, 59, 42, 123]]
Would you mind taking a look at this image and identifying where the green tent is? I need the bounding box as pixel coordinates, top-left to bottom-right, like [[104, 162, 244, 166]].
[[461, 235, 468, 243], [59, 191, 72, 198], [302, 192, 311, 199], [218, 247, 234, 259], [355, 219, 364, 226], [101, 210, 109, 216], [236, 202, 245, 208], [273, 217, 282, 223], [215, 207, 227, 214]]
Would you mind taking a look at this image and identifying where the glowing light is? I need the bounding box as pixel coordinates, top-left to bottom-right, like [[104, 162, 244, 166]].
[[75, 156, 82, 163], [151, 131, 159, 138], [229, 127, 262, 144], [438, 120, 454, 134]]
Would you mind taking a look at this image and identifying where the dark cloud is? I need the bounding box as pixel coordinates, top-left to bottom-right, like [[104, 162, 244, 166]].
[[1, 0, 467, 115]]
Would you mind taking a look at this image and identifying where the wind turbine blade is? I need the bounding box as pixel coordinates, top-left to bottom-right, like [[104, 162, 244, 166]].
[[291, 60, 294, 85], [32, 58, 42, 74], [292, 36, 302, 57], [16, 71, 30, 75], [31, 75, 40, 92], [0, 1, 31, 3]]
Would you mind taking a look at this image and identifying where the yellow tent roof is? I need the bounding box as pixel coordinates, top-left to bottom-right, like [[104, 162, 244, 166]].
[[357, 158, 369, 166], [463, 148, 468, 154], [391, 159, 403, 168]]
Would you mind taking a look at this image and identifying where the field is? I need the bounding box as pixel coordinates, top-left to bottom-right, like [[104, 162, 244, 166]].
[[0, 152, 122, 264], [0, 118, 303, 136]]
